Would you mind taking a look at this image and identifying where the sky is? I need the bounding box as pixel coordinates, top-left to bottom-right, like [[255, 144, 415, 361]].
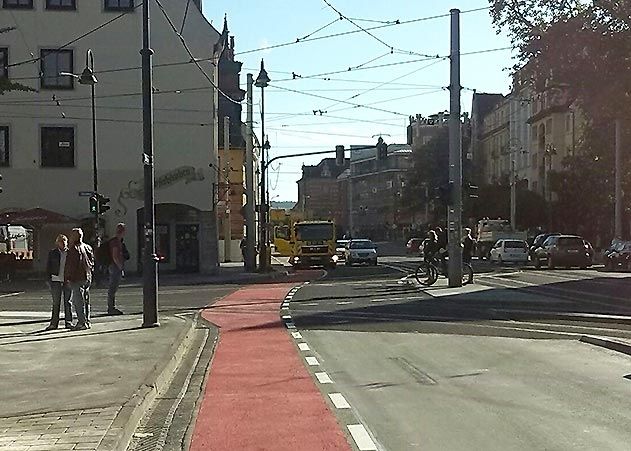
[[202, 0, 515, 202]]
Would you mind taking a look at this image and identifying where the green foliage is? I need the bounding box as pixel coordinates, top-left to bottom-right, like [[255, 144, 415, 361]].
[[0, 78, 36, 95]]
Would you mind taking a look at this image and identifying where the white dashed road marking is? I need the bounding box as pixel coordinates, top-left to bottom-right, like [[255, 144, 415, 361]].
[[328, 393, 351, 409], [282, 315, 292, 320], [347, 424, 378, 450], [298, 343, 310, 351], [336, 301, 353, 305], [305, 356, 319, 366], [315, 372, 333, 384], [291, 331, 302, 339], [286, 322, 296, 329]]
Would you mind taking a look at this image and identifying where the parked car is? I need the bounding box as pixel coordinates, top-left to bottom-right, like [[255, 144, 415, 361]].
[[529, 232, 561, 259], [604, 240, 631, 270], [345, 239, 378, 266], [489, 239, 529, 265], [335, 240, 349, 261], [406, 238, 423, 255], [533, 235, 592, 269]]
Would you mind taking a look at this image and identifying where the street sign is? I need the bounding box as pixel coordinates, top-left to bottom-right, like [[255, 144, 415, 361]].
[[78, 191, 94, 197]]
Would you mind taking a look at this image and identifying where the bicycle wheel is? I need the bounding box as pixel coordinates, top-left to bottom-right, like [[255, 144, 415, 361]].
[[414, 262, 434, 286], [462, 263, 474, 285]]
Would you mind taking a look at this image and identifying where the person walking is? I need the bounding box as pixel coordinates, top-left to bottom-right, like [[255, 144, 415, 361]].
[[45, 234, 73, 330], [65, 228, 94, 331], [107, 223, 127, 316]]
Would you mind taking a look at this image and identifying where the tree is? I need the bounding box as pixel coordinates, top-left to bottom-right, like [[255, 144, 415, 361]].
[[402, 128, 449, 225], [1, 27, 36, 94]]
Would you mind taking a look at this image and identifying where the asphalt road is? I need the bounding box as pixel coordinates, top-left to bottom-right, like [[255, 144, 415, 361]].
[[289, 259, 631, 451]]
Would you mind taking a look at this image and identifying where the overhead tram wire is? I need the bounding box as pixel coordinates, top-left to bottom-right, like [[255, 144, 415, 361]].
[[154, 0, 241, 105], [235, 5, 491, 56], [7, 2, 143, 69]]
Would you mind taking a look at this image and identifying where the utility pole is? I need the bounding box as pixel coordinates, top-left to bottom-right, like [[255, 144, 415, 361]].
[[255, 60, 270, 272], [223, 116, 232, 262], [447, 8, 463, 288], [510, 158, 517, 231], [615, 118, 623, 239], [244, 74, 256, 271], [348, 170, 354, 237], [141, 0, 158, 327]]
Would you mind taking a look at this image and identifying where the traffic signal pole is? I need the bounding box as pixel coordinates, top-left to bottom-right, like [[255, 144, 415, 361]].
[[447, 9, 463, 288]]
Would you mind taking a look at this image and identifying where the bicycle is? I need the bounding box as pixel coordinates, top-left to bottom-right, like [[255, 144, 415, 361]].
[[414, 255, 473, 286]]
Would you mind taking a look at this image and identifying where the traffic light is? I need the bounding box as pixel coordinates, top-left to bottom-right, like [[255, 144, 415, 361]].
[[98, 194, 111, 214], [0, 173, 3, 194], [376, 137, 388, 160], [335, 145, 345, 167], [434, 182, 454, 205], [89, 195, 98, 214]]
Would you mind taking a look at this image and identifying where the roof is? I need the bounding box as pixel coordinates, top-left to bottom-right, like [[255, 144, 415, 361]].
[[472, 93, 506, 119], [0, 208, 79, 225], [299, 158, 349, 180]]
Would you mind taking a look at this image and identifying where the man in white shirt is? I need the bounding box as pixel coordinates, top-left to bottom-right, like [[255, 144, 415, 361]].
[[45, 234, 73, 330]]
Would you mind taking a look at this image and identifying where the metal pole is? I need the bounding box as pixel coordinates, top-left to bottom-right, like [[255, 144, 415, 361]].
[[615, 118, 623, 239], [141, 0, 159, 327], [223, 116, 232, 262], [510, 158, 517, 231], [447, 8, 462, 288], [244, 74, 256, 271], [348, 170, 353, 237], [259, 87, 268, 271], [90, 71, 99, 236]]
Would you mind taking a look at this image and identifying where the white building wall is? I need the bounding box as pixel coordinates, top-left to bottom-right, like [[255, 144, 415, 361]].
[[0, 0, 221, 272]]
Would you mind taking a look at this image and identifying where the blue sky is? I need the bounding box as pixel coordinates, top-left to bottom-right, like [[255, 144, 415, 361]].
[[203, 0, 515, 202]]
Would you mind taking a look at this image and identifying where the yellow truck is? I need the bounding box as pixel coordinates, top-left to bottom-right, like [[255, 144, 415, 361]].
[[288, 220, 337, 269]]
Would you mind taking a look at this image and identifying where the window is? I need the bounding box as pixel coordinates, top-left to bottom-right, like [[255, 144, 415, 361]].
[[46, 0, 76, 9], [105, 0, 134, 10], [0, 48, 7, 79], [0, 127, 9, 167], [40, 49, 73, 89], [3, 0, 33, 8], [41, 127, 74, 167]]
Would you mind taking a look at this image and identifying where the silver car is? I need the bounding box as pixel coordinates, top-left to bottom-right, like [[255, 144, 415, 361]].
[[344, 239, 378, 266]]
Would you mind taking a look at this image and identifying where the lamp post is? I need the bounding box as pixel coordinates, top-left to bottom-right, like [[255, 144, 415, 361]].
[[255, 59, 270, 272], [61, 49, 99, 237]]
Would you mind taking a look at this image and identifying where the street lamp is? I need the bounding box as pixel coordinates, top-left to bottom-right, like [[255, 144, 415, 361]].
[[61, 49, 99, 237], [255, 59, 270, 272]]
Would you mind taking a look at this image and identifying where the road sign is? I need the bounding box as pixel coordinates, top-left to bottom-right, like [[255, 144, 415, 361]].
[[78, 191, 94, 197]]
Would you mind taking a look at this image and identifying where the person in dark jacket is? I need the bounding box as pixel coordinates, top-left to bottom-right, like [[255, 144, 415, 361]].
[[462, 227, 476, 264], [423, 230, 441, 263], [45, 234, 73, 330]]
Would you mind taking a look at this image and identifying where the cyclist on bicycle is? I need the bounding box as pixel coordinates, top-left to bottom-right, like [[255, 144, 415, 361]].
[[422, 230, 441, 263]]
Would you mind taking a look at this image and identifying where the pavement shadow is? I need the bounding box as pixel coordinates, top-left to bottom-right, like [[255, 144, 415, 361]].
[[278, 274, 631, 339]]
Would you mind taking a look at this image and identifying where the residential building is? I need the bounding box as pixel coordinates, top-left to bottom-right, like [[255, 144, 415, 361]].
[[349, 143, 413, 240], [216, 24, 247, 262], [407, 112, 449, 151], [294, 158, 349, 230], [470, 93, 507, 185], [0, 0, 222, 273]]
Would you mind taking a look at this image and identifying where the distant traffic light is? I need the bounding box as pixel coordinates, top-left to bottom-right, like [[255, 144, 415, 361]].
[[376, 137, 388, 160], [434, 182, 454, 205], [335, 145, 345, 167], [465, 182, 479, 199], [97, 194, 111, 214], [89, 195, 98, 214], [0, 173, 3, 194]]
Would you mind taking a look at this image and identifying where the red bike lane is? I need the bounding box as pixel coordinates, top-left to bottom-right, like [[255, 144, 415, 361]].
[[189, 279, 351, 450]]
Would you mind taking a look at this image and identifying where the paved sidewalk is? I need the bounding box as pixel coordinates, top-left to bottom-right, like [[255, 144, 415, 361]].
[[0, 312, 197, 450]]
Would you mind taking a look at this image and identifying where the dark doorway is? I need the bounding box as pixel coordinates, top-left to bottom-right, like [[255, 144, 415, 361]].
[[176, 224, 199, 272]]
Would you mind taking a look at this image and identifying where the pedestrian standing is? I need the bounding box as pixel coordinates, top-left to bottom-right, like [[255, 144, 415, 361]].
[[107, 223, 127, 315], [462, 227, 476, 265], [65, 228, 94, 331], [45, 234, 73, 330]]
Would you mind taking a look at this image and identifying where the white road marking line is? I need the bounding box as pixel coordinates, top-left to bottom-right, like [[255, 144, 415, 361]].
[[347, 424, 378, 450], [282, 315, 292, 320], [305, 356, 319, 366], [329, 393, 351, 409], [370, 298, 386, 302], [0, 311, 48, 318], [336, 301, 353, 305], [0, 292, 24, 298], [298, 343, 310, 351], [304, 302, 320, 306], [286, 322, 296, 329], [315, 372, 333, 384], [281, 306, 289, 310], [291, 331, 302, 339]]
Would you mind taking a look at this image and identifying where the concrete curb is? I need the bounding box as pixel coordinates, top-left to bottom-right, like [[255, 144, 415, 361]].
[[580, 335, 631, 357], [96, 313, 200, 451]]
